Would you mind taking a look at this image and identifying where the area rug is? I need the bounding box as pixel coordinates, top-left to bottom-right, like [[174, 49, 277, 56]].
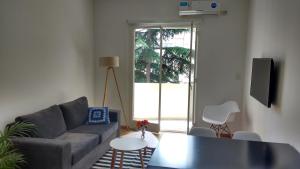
[[91, 148, 153, 169]]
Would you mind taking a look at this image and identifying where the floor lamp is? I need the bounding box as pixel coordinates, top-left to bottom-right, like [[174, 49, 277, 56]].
[[99, 56, 129, 129]]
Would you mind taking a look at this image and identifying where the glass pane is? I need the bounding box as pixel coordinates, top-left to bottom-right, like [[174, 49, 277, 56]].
[[133, 28, 161, 128], [160, 27, 191, 132]]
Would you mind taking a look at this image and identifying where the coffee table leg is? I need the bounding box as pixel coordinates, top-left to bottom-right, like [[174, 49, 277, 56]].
[[111, 149, 116, 169], [139, 149, 144, 169], [120, 151, 124, 169]]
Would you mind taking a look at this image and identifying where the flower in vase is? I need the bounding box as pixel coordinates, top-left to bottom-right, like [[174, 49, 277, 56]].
[[136, 120, 149, 139]]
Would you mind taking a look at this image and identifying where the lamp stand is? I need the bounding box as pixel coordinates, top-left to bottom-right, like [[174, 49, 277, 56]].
[[102, 67, 129, 130]]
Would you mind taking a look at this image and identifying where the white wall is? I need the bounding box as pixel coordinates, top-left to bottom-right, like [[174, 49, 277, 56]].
[[94, 0, 249, 129], [243, 0, 300, 151], [0, 0, 95, 129]]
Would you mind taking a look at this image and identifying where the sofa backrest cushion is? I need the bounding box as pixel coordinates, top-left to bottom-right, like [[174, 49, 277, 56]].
[[15, 105, 67, 138], [59, 97, 89, 130]]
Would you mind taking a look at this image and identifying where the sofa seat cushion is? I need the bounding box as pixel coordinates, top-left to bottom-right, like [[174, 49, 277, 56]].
[[15, 105, 67, 139], [59, 97, 89, 130], [69, 122, 118, 144], [56, 132, 99, 165]]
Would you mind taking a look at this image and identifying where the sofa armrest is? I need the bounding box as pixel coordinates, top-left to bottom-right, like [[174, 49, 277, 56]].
[[109, 109, 121, 136], [109, 109, 120, 123], [12, 137, 72, 169]]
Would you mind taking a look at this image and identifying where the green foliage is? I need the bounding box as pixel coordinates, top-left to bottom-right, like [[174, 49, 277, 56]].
[[0, 122, 35, 169], [134, 28, 191, 83], [161, 47, 191, 83]]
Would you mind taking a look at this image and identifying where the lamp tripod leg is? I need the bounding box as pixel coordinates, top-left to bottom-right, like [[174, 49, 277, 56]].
[[102, 68, 110, 107], [112, 68, 129, 130]]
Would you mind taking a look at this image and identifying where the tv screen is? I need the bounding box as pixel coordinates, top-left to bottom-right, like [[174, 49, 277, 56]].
[[250, 58, 274, 107]]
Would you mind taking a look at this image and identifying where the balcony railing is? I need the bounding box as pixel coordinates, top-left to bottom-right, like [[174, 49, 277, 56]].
[[134, 83, 189, 120]]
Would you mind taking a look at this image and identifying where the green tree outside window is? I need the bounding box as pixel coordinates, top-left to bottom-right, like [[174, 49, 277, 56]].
[[135, 29, 191, 83]]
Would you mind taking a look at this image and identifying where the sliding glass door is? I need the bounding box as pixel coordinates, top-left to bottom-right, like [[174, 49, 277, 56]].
[[132, 23, 197, 133], [160, 26, 191, 132], [133, 27, 161, 132], [187, 23, 198, 132]]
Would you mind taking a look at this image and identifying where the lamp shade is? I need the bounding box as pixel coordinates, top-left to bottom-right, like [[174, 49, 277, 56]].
[[99, 56, 119, 67]]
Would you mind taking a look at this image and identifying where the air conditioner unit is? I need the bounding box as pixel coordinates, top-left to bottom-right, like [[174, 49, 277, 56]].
[[178, 0, 227, 16]]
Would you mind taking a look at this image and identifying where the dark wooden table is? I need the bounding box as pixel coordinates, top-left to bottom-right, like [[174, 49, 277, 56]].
[[147, 133, 300, 169]]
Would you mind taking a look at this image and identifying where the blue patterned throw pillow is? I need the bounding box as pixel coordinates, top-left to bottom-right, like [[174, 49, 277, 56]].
[[87, 107, 110, 125]]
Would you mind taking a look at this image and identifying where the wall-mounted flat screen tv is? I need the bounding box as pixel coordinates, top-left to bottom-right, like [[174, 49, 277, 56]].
[[250, 58, 274, 107]]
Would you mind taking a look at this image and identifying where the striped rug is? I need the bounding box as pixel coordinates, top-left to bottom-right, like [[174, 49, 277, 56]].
[[91, 148, 153, 169]]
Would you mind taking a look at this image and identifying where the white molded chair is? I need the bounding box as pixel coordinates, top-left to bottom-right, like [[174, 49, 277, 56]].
[[202, 101, 240, 137], [233, 131, 262, 141], [189, 127, 217, 138]]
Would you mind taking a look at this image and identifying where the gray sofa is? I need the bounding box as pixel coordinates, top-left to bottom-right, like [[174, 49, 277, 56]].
[[12, 97, 120, 169]]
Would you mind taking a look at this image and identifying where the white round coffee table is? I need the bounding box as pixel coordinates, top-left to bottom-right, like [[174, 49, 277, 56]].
[[110, 137, 147, 169], [122, 131, 159, 155]]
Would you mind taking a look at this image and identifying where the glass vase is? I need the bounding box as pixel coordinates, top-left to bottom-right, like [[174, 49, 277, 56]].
[[141, 126, 146, 139]]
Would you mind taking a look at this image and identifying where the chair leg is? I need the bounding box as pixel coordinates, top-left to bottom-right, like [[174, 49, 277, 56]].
[[219, 123, 232, 138], [210, 124, 220, 138], [210, 124, 215, 135], [210, 123, 232, 138], [217, 125, 221, 138], [224, 123, 232, 138]]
